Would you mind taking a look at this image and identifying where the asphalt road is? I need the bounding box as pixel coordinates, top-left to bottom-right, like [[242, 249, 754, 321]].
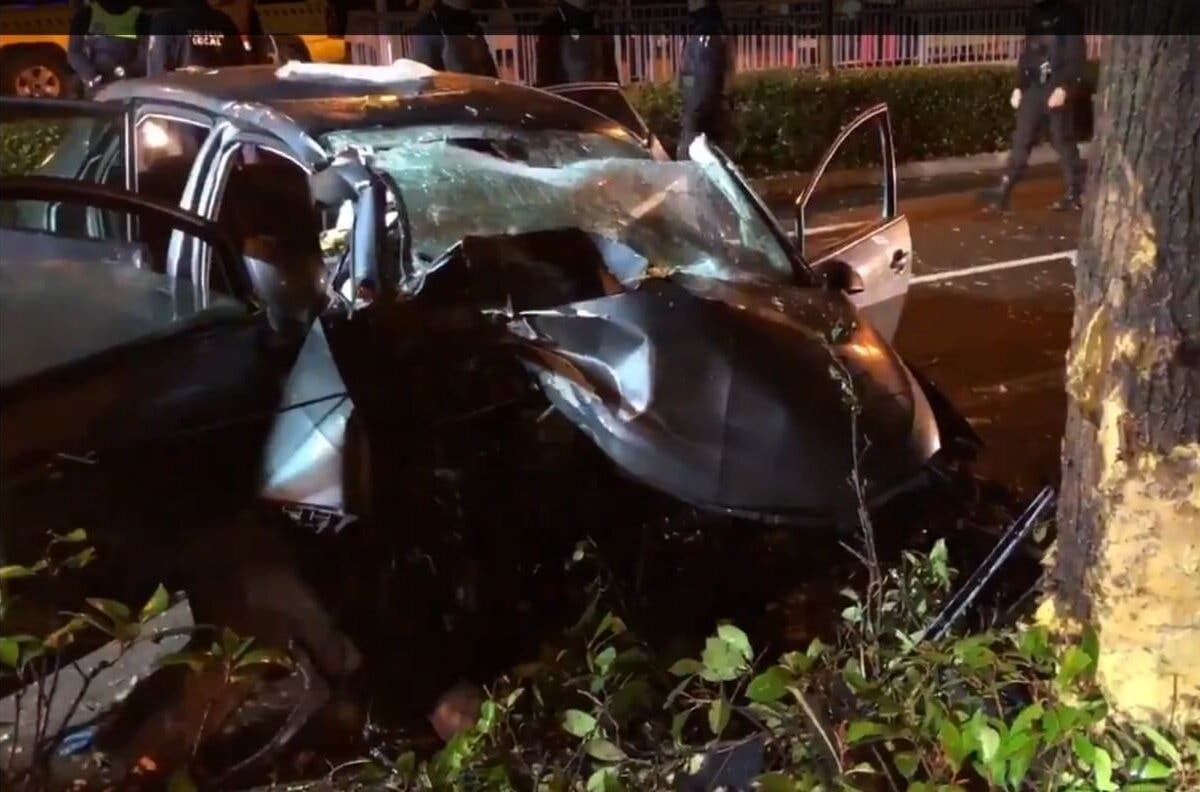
[[783, 165, 1081, 496]]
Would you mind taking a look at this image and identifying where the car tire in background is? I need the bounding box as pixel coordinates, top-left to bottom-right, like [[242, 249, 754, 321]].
[[0, 45, 72, 98]]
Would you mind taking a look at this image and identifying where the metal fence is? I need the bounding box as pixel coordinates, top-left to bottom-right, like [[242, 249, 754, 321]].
[[346, 2, 1106, 85]]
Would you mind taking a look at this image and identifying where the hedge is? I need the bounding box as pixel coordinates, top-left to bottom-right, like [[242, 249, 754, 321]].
[[627, 62, 1099, 177], [0, 120, 65, 178], [0, 64, 1097, 181]]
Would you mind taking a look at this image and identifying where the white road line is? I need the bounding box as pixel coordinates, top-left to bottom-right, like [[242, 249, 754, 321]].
[[911, 250, 1077, 285]]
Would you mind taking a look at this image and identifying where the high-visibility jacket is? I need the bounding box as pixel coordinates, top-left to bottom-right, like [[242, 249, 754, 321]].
[[86, 0, 141, 37]]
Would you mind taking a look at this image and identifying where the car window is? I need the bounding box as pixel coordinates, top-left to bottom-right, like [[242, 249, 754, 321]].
[[216, 143, 325, 281], [0, 198, 235, 297], [0, 102, 127, 235], [135, 116, 211, 208], [803, 116, 888, 261]]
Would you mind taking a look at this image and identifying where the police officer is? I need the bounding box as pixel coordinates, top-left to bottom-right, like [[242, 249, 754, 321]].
[[408, 0, 499, 78], [985, 0, 1088, 212], [533, 0, 619, 87], [145, 0, 248, 77], [211, 0, 279, 64], [66, 0, 151, 96], [676, 0, 733, 160]]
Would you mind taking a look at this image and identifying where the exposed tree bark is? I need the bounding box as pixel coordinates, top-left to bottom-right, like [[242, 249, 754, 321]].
[[1052, 26, 1200, 726]]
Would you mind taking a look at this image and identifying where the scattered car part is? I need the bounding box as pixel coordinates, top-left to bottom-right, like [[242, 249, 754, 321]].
[[921, 485, 1056, 643], [0, 596, 194, 773]]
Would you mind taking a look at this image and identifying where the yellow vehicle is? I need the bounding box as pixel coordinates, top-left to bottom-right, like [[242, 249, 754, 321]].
[[0, 0, 346, 97]]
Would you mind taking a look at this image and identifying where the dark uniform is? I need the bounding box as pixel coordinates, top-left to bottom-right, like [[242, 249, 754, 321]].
[[408, 1, 499, 78], [533, 0, 619, 87], [210, 0, 280, 64], [990, 0, 1088, 211], [145, 0, 248, 77], [676, 1, 734, 160], [66, 0, 151, 94]]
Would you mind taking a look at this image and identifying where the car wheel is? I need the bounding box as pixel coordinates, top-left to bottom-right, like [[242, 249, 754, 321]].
[[1, 48, 70, 98]]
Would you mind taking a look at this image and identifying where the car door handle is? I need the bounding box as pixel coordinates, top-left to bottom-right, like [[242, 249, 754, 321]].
[[890, 249, 909, 273]]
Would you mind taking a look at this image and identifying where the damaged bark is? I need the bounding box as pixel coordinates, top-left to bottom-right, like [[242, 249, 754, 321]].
[[1053, 30, 1200, 724]]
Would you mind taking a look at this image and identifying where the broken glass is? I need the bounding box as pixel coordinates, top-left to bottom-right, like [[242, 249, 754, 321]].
[[321, 124, 796, 286]]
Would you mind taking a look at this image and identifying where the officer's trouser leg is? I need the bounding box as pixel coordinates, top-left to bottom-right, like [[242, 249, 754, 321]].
[[1004, 92, 1046, 192], [1048, 105, 1084, 197], [677, 116, 700, 161]]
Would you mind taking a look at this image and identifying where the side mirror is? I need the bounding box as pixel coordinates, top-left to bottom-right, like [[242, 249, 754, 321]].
[[816, 258, 865, 295]]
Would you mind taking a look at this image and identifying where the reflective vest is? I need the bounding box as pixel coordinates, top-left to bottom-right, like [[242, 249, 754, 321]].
[[87, 1, 141, 38]]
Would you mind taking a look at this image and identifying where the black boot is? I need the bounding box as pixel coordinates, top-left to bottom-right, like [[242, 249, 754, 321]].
[[1049, 191, 1082, 211], [980, 176, 1013, 212]]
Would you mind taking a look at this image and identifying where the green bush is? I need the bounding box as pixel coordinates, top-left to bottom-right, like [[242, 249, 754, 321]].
[[628, 63, 1099, 177]]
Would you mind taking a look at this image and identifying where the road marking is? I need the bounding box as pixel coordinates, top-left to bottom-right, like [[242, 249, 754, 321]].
[[911, 250, 1077, 285]]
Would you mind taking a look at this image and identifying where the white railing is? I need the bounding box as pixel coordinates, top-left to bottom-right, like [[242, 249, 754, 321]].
[[346, 2, 1107, 85]]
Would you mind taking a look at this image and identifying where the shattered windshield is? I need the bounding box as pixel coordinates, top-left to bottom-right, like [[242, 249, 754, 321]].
[[321, 124, 797, 284]]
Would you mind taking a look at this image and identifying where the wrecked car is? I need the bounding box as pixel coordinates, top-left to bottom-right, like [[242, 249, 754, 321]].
[[1, 60, 976, 538], [0, 59, 982, 782]]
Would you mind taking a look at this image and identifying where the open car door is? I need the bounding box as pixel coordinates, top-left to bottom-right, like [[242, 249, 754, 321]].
[[795, 103, 912, 341], [541, 82, 671, 161]]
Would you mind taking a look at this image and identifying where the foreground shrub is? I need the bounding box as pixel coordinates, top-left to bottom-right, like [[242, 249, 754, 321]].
[[339, 540, 1198, 791]]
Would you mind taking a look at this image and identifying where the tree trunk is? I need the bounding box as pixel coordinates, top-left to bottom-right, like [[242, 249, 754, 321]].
[[1053, 27, 1200, 726]]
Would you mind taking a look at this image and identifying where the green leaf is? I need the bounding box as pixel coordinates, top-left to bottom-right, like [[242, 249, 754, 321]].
[[54, 528, 89, 544], [594, 646, 617, 675], [584, 738, 626, 762], [755, 772, 796, 792], [139, 584, 170, 622], [670, 710, 689, 745], [61, 546, 97, 569], [86, 597, 131, 625], [700, 637, 746, 682], [668, 658, 703, 677], [157, 650, 209, 673], [716, 624, 753, 662], [1072, 733, 1097, 766], [929, 538, 950, 584], [780, 650, 813, 675], [708, 694, 731, 735], [475, 700, 498, 734], [0, 564, 38, 581], [1007, 739, 1038, 789], [846, 720, 887, 744], [976, 724, 1001, 764], [393, 751, 416, 778], [1092, 746, 1116, 791], [938, 720, 967, 773], [1057, 646, 1095, 688], [894, 751, 919, 779], [1128, 757, 1173, 781], [1010, 702, 1044, 734], [0, 638, 19, 668], [562, 709, 598, 738], [593, 612, 627, 642], [1080, 624, 1100, 665], [1135, 724, 1182, 768], [1018, 625, 1051, 660], [746, 666, 790, 703], [586, 766, 623, 792], [234, 648, 292, 670]]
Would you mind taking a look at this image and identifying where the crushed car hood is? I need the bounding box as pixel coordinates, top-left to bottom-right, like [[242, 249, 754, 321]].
[[402, 228, 949, 525]]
